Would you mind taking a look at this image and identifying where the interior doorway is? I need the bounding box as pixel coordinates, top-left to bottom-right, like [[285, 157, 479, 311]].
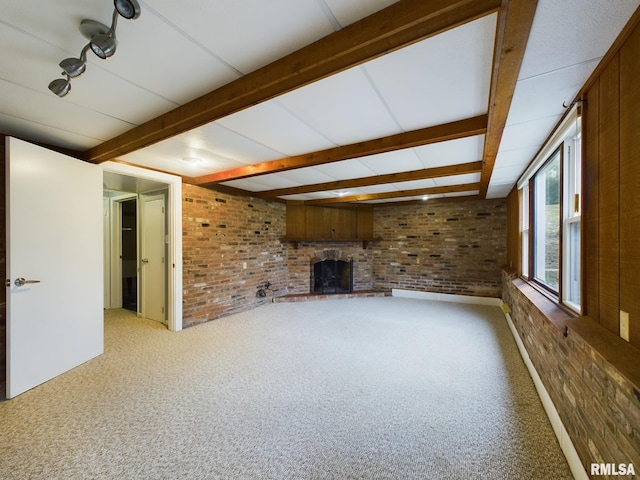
[[101, 162, 183, 332], [121, 198, 137, 312]]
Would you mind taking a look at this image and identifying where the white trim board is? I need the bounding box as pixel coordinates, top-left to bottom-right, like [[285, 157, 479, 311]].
[[392, 289, 501, 306], [502, 307, 588, 480]]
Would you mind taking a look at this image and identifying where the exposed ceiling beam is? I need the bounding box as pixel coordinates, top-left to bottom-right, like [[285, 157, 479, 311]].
[[479, 0, 538, 198], [85, 0, 501, 163], [305, 183, 481, 205], [192, 115, 487, 186], [254, 161, 482, 198]]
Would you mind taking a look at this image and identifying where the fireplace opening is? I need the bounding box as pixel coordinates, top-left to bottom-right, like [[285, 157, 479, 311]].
[[311, 258, 353, 294]]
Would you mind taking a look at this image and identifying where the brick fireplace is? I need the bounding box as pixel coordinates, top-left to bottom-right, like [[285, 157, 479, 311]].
[[311, 250, 353, 294], [286, 243, 374, 295]]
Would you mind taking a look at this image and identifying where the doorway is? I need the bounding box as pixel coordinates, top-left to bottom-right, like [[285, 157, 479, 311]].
[[101, 162, 183, 332], [121, 198, 137, 312]]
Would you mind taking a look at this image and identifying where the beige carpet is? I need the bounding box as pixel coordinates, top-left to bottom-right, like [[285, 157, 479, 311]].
[[0, 298, 573, 479]]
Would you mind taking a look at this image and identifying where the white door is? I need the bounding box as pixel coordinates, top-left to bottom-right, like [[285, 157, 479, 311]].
[[6, 137, 103, 399], [141, 194, 165, 323]]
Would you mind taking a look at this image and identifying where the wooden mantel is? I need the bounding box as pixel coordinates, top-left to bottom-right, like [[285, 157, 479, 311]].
[[281, 237, 381, 250]]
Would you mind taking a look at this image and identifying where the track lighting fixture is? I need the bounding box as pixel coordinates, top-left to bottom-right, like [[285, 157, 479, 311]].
[[48, 0, 141, 97]]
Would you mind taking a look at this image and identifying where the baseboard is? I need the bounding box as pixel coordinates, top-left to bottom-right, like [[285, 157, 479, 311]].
[[501, 305, 588, 480], [392, 288, 501, 306]]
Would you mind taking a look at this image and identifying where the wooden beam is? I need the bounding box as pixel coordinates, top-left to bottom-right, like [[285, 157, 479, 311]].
[[254, 161, 482, 198], [192, 115, 487, 185], [479, 0, 538, 198], [306, 183, 481, 205], [85, 0, 501, 163]]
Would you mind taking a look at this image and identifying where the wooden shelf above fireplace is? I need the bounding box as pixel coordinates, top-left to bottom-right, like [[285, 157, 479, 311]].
[[281, 237, 381, 249]]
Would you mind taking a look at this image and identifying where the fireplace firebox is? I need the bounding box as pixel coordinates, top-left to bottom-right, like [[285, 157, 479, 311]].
[[311, 252, 353, 294]]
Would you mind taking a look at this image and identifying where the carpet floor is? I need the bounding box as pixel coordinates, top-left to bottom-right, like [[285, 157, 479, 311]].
[[0, 297, 573, 479]]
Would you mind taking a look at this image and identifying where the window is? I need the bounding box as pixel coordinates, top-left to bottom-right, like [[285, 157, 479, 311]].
[[532, 150, 561, 291], [562, 126, 581, 310], [519, 107, 581, 312], [520, 184, 529, 277]]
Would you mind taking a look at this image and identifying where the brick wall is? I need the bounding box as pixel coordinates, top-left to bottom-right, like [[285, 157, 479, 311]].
[[286, 243, 374, 294], [182, 184, 288, 327], [372, 198, 507, 297], [502, 271, 640, 476]]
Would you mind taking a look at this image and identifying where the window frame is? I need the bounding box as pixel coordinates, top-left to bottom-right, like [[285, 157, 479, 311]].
[[518, 105, 582, 313], [529, 147, 563, 297]]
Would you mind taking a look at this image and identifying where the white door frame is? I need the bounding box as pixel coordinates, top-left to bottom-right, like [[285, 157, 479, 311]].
[[101, 162, 183, 332], [106, 193, 138, 310]]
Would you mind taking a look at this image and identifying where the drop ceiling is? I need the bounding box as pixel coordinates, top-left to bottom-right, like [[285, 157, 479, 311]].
[[1, 0, 639, 204]]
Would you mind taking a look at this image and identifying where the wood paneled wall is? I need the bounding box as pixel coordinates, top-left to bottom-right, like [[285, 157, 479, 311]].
[[285, 204, 373, 240], [582, 21, 640, 347]]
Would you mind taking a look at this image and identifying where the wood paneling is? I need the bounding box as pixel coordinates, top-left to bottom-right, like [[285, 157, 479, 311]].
[[305, 206, 333, 239], [597, 55, 620, 334], [285, 204, 374, 241], [581, 17, 640, 348], [331, 208, 357, 239], [583, 82, 600, 321], [619, 23, 640, 345], [285, 204, 306, 238], [356, 207, 373, 239]]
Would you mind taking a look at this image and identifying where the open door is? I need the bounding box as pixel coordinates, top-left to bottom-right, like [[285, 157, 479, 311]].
[[140, 193, 166, 323], [6, 137, 103, 399]]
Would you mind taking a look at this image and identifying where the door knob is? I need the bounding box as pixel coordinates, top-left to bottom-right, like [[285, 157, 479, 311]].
[[141, 259, 149, 264], [14, 277, 41, 287]]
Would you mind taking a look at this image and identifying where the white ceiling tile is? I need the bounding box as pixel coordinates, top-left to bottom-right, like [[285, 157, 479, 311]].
[[100, 8, 241, 104], [277, 167, 337, 185], [498, 115, 562, 152], [358, 184, 400, 194], [216, 101, 336, 156], [147, 0, 337, 74], [494, 146, 540, 170], [433, 173, 481, 187], [118, 140, 248, 177], [390, 179, 437, 191], [0, 111, 100, 151], [519, 0, 640, 79], [171, 123, 283, 165], [507, 59, 600, 126], [281, 191, 337, 201], [414, 135, 485, 169], [0, 79, 132, 146], [276, 67, 401, 145], [312, 159, 377, 180], [359, 149, 423, 175], [363, 14, 496, 131], [221, 178, 274, 192], [485, 185, 513, 199], [490, 164, 527, 182], [444, 191, 479, 198], [322, 0, 398, 27]]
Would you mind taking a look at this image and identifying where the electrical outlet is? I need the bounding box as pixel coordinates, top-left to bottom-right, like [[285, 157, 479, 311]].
[[416, 257, 420, 265], [242, 262, 247, 270], [620, 310, 630, 342]]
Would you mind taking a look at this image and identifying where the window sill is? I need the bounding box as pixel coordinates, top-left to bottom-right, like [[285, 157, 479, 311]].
[[510, 275, 579, 332]]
